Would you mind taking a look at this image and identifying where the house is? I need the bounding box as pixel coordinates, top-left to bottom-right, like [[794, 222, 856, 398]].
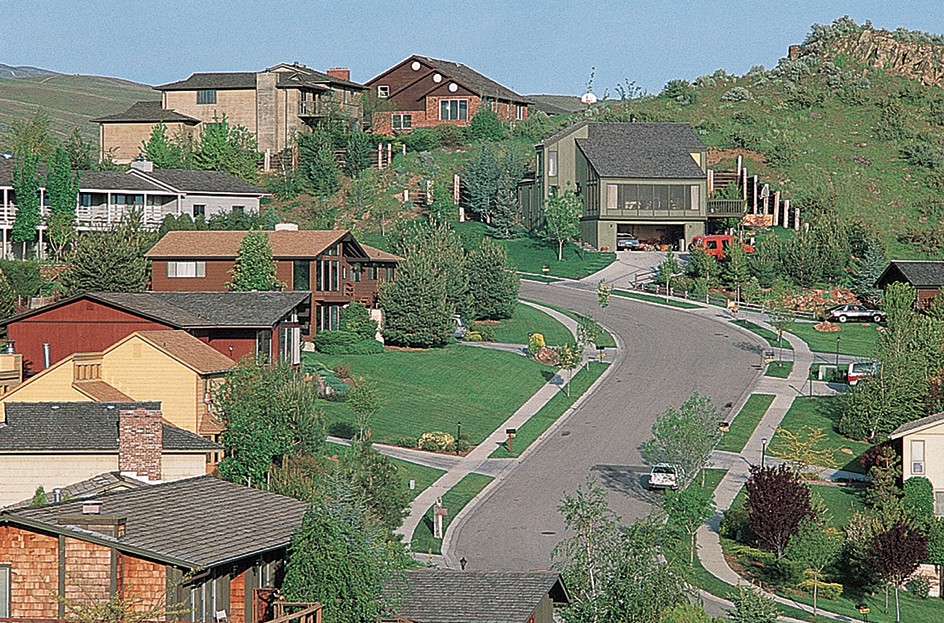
[[875, 260, 944, 308], [145, 227, 401, 332], [517, 121, 711, 251], [6, 471, 150, 510], [96, 63, 366, 164], [0, 158, 267, 255], [0, 401, 221, 508], [890, 412, 944, 515], [0, 331, 234, 442], [0, 474, 311, 622], [381, 570, 569, 623], [364, 55, 532, 134], [0, 291, 311, 375]]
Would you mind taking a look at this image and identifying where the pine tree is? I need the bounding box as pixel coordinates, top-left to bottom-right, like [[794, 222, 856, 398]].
[[45, 146, 81, 261], [11, 148, 41, 255], [193, 114, 258, 182], [141, 122, 185, 168], [63, 126, 94, 170], [0, 269, 15, 318], [298, 130, 340, 198], [226, 230, 284, 291], [851, 237, 888, 307], [466, 238, 519, 320], [722, 241, 751, 296], [59, 212, 153, 294], [344, 131, 373, 177]]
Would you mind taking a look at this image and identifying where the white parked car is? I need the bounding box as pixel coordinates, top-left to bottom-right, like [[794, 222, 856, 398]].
[[648, 464, 679, 490]]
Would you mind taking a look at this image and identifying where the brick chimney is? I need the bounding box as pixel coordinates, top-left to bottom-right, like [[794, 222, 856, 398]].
[[118, 407, 163, 481], [327, 67, 350, 81]]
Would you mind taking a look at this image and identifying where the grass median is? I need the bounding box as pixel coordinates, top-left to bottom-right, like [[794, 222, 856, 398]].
[[410, 473, 493, 555], [717, 394, 775, 453]]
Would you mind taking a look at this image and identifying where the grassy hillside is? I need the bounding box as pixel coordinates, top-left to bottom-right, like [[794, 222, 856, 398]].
[[0, 74, 157, 150]]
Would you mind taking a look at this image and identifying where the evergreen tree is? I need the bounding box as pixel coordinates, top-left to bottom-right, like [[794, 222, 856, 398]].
[[63, 126, 95, 170], [750, 232, 783, 289], [722, 241, 751, 295], [45, 146, 81, 261], [785, 230, 824, 287], [851, 237, 888, 307], [298, 130, 340, 198], [59, 211, 153, 294], [344, 131, 373, 177], [141, 122, 185, 168], [11, 148, 41, 255], [193, 114, 258, 181], [226, 230, 283, 291], [378, 244, 454, 348], [339, 301, 378, 340], [0, 269, 16, 319], [466, 238, 519, 320], [468, 104, 507, 142]]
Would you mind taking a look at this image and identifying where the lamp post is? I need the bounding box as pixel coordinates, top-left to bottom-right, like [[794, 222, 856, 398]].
[[456, 421, 462, 454], [836, 335, 841, 367], [761, 437, 768, 468]]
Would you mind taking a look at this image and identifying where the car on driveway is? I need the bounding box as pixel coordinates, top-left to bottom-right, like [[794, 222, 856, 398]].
[[825, 303, 885, 324], [648, 464, 679, 490]]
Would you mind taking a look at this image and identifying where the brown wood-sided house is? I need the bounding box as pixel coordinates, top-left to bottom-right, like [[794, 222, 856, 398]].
[[145, 228, 401, 334], [364, 55, 532, 134], [94, 63, 365, 164], [381, 570, 569, 623], [0, 402, 221, 508], [0, 474, 311, 622], [0, 291, 311, 376], [875, 260, 944, 308]]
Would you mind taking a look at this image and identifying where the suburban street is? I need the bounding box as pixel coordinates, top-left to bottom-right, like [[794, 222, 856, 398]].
[[448, 279, 767, 572]]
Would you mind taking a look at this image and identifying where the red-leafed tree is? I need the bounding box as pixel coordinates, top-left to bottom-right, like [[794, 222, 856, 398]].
[[870, 519, 929, 623], [745, 464, 812, 558]]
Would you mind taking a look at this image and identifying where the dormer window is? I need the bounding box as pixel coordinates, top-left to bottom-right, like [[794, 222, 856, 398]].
[[197, 89, 217, 105], [378, 85, 390, 98]]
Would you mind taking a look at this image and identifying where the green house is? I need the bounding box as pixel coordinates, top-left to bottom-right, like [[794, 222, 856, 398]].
[[518, 121, 709, 251]]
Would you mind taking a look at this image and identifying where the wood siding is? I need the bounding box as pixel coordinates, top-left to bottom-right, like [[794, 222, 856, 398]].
[[0, 526, 59, 619]]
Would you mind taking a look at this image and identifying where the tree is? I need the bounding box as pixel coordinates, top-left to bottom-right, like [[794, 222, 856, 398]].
[[557, 342, 582, 397], [576, 315, 602, 366], [226, 230, 284, 291], [0, 269, 15, 318], [902, 476, 934, 522], [59, 211, 153, 294], [463, 143, 527, 238], [664, 486, 715, 565], [870, 519, 929, 622], [641, 393, 722, 489], [851, 237, 887, 307], [724, 585, 780, 623], [63, 126, 95, 170], [141, 122, 186, 168], [11, 148, 40, 255], [298, 129, 340, 197], [193, 114, 258, 181], [466, 238, 519, 320], [541, 187, 581, 261], [346, 380, 383, 440], [767, 300, 795, 366], [4, 109, 51, 159], [45, 146, 81, 261], [337, 437, 410, 531], [785, 517, 843, 615], [657, 248, 681, 287], [340, 301, 378, 340], [54, 590, 184, 623], [722, 241, 750, 299], [344, 131, 373, 177], [597, 279, 612, 328], [768, 425, 835, 475], [745, 464, 812, 558], [468, 104, 507, 142], [30, 485, 47, 507]]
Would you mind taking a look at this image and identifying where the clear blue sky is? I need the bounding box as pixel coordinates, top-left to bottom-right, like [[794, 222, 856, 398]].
[[2, 1, 943, 96]]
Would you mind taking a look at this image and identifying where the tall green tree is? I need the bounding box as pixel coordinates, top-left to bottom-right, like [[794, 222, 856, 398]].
[[463, 143, 527, 238], [4, 109, 52, 159], [298, 129, 341, 197], [541, 187, 582, 261], [344, 131, 374, 177], [851, 237, 887, 307], [193, 114, 258, 181], [45, 146, 81, 261], [722, 241, 751, 297], [59, 211, 153, 294], [63, 126, 95, 170], [141, 122, 187, 169], [226, 230, 284, 291], [466, 238, 519, 320], [11, 148, 41, 255], [641, 393, 722, 489], [785, 516, 843, 615], [336, 437, 410, 531]]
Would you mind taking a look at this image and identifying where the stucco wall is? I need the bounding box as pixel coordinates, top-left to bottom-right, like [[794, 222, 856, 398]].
[[0, 453, 116, 507], [165, 89, 259, 135]]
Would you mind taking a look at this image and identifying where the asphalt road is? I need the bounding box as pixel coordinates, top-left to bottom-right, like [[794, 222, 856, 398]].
[[448, 281, 766, 572]]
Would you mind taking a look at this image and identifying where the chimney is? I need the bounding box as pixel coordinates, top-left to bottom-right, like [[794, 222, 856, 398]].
[[59, 505, 126, 538], [118, 407, 163, 481], [327, 67, 350, 82], [274, 222, 299, 231], [130, 157, 154, 173]]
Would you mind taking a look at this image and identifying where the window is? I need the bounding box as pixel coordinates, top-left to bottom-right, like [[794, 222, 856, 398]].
[[0, 565, 9, 619], [193, 204, 206, 217], [317, 305, 340, 332], [936, 491, 944, 516], [548, 151, 558, 177], [516, 104, 526, 120], [385, 266, 395, 281], [605, 184, 698, 212], [255, 330, 271, 364], [392, 114, 412, 130], [377, 85, 390, 98], [280, 325, 301, 365], [439, 99, 468, 121], [197, 89, 217, 105], [167, 261, 206, 278], [232, 206, 244, 213], [293, 260, 311, 290], [912, 439, 926, 475]]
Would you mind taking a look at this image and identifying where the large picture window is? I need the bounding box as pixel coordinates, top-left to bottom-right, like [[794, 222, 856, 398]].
[[605, 184, 698, 211], [439, 99, 468, 121]]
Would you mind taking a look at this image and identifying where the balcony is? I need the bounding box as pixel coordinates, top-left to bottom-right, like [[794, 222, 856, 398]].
[[298, 100, 324, 117], [707, 199, 747, 218]]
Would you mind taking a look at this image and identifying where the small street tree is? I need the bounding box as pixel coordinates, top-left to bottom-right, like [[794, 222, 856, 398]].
[[576, 314, 602, 368], [541, 187, 581, 261], [346, 381, 383, 440], [722, 242, 751, 301], [641, 393, 722, 489], [557, 342, 582, 397], [596, 279, 612, 328], [767, 300, 795, 366], [745, 464, 812, 559], [870, 519, 929, 622], [785, 516, 843, 615], [45, 146, 81, 261], [226, 230, 284, 291], [664, 486, 715, 565]]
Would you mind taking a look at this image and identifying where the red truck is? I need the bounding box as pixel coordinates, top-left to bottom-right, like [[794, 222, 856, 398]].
[[690, 234, 754, 260]]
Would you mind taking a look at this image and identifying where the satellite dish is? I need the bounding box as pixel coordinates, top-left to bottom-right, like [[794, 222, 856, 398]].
[[581, 92, 598, 105]]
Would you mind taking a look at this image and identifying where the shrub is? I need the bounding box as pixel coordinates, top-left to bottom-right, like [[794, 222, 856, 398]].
[[349, 339, 385, 355], [0, 259, 42, 299], [470, 322, 496, 342], [906, 574, 931, 599], [418, 431, 455, 451], [529, 333, 545, 353], [662, 79, 697, 105], [720, 507, 752, 541], [721, 86, 753, 102], [772, 558, 807, 586], [397, 437, 417, 448], [420, 437, 440, 451], [443, 441, 457, 453], [901, 140, 943, 170], [456, 439, 470, 452], [340, 302, 378, 340], [400, 127, 440, 152], [314, 330, 360, 354], [468, 106, 508, 142], [433, 124, 467, 148], [466, 331, 482, 342], [797, 577, 844, 600]]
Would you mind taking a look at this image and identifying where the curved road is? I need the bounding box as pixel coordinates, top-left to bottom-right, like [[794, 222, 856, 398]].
[[448, 281, 766, 572]]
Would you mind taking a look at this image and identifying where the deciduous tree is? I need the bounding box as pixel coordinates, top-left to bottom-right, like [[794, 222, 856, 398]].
[[641, 393, 722, 489], [870, 519, 929, 622], [11, 148, 40, 256], [346, 380, 383, 440], [664, 486, 715, 565], [745, 464, 812, 558], [45, 146, 81, 261], [596, 279, 612, 328], [226, 230, 284, 291], [785, 516, 843, 615], [557, 342, 582, 397], [541, 187, 581, 261]]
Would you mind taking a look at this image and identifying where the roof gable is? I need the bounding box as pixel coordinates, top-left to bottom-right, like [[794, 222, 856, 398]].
[[890, 411, 944, 438], [575, 123, 706, 179], [367, 55, 531, 105], [877, 261, 944, 289]]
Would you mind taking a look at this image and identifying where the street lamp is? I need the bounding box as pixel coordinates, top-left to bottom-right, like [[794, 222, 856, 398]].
[[761, 437, 768, 468], [836, 335, 841, 367]]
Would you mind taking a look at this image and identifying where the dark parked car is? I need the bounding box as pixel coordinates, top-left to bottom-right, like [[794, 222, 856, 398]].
[[825, 303, 885, 324], [616, 235, 640, 251]]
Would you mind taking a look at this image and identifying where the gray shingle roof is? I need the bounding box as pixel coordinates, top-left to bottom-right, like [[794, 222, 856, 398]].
[[575, 123, 706, 179], [133, 169, 266, 195], [890, 411, 944, 438], [877, 260, 944, 289], [4, 475, 310, 568], [76, 170, 167, 192], [0, 402, 221, 451], [91, 100, 199, 124], [412, 56, 532, 104], [157, 72, 258, 91], [383, 570, 569, 623]]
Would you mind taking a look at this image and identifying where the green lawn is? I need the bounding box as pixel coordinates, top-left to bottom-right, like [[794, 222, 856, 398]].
[[613, 289, 701, 309], [733, 319, 793, 349], [769, 397, 872, 474], [411, 473, 493, 555], [809, 483, 865, 530], [306, 345, 552, 444], [490, 363, 609, 458], [489, 303, 572, 346], [765, 361, 793, 378], [786, 321, 880, 358], [718, 394, 775, 453], [388, 457, 446, 502], [519, 274, 562, 283], [521, 300, 617, 348]]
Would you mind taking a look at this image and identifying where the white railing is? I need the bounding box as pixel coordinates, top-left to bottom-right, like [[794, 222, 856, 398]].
[[2, 201, 165, 230]]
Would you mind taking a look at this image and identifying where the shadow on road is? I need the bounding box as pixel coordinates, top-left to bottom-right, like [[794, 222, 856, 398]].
[[591, 464, 660, 504]]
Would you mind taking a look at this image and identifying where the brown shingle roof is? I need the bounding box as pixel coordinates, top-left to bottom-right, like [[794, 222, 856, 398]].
[[145, 229, 355, 259], [91, 101, 199, 124], [134, 331, 234, 374], [359, 244, 404, 263], [72, 380, 133, 402], [409, 56, 531, 105]]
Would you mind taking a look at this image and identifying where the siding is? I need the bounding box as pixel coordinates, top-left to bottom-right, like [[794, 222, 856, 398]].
[[0, 525, 59, 619], [165, 89, 259, 135], [119, 553, 167, 612], [64, 537, 111, 605], [100, 121, 195, 165], [0, 453, 117, 507], [163, 453, 210, 481]]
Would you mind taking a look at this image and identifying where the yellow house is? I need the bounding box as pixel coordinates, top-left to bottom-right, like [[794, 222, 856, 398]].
[[890, 412, 944, 515], [0, 330, 234, 441]]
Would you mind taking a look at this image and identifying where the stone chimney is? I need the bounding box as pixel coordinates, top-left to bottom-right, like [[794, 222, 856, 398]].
[[118, 407, 163, 481], [327, 67, 350, 81]]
